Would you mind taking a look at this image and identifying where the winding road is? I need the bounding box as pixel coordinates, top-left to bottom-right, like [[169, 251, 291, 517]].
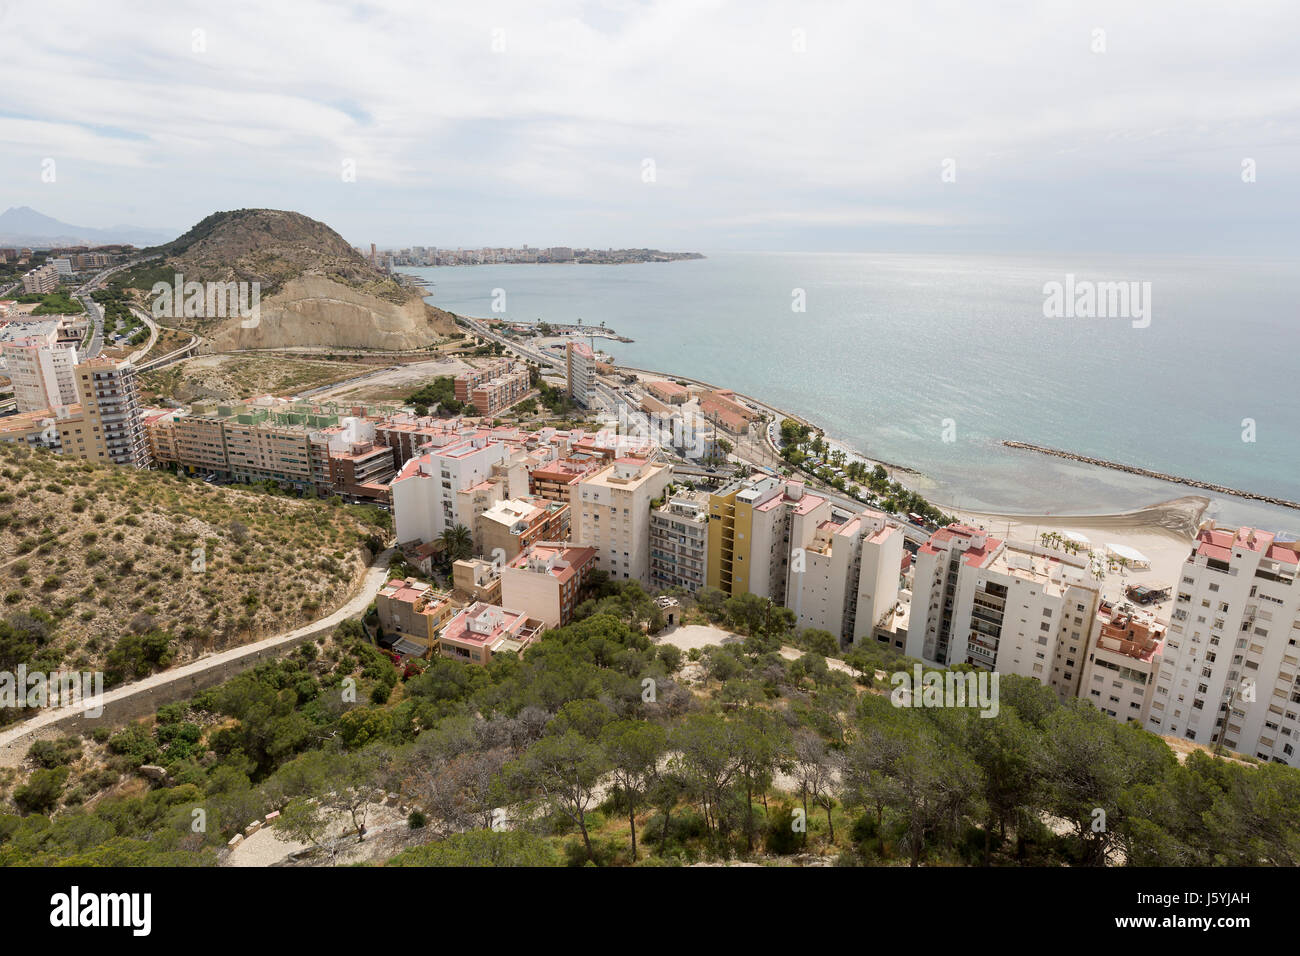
[[0, 549, 394, 767]]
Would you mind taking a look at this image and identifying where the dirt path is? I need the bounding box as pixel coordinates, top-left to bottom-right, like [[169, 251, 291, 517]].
[[0, 550, 394, 767]]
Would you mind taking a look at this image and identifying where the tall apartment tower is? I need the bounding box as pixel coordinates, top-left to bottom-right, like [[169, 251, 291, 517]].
[[649, 490, 711, 593], [1152, 524, 1300, 764], [784, 507, 905, 647], [706, 474, 829, 603], [565, 340, 595, 408], [1, 332, 80, 412], [57, 357, 150, 467], [906, 524, 1102, 698]]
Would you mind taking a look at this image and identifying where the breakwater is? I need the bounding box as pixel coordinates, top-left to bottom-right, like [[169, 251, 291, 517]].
[[1003, 441, 1300, 511]]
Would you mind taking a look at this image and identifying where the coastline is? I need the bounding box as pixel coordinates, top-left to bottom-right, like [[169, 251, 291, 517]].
[[439, 303, 1283, 544]]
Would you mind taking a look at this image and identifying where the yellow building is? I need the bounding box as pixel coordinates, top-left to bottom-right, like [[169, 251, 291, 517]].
[[706, 474, 829, 601]]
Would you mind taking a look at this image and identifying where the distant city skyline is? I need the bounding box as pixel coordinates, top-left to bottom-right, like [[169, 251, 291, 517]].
[[2, 0, 1298, 254]]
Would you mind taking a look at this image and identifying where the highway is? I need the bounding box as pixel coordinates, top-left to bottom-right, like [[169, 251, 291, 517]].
[[73, 256, 160, 359], [457, 313, 563, 370]]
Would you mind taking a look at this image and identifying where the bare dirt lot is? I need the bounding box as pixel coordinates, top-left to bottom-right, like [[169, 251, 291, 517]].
[[142, 353, 377, 403], [311, 356, 477, 403]]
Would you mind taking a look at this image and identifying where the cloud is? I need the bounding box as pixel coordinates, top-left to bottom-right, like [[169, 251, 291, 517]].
[[1, 0, 1297, 250]]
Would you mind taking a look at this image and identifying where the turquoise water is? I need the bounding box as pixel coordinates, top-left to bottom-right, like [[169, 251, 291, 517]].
[[411, 253, 1299, 532]]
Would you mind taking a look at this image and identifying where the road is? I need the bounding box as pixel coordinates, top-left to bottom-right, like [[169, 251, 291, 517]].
[[0, 548, 395, 767], [457, 314, 562, 370], [125, 305, 160, 363], [73, 256, 161, 359]]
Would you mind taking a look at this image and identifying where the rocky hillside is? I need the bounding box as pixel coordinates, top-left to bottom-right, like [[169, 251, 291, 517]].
[[0, 444, 390, 712], [137, 209, 457, 349]]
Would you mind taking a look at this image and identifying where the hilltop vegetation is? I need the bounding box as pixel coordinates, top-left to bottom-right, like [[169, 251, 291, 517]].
[[2, 576, 1296, 867], [143, 208, 414, 304], [0, 445, 389, 723]]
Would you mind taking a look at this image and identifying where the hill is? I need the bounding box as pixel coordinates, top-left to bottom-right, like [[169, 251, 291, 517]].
[[0, 444, 390, 717], [127, 209, 457, 350]]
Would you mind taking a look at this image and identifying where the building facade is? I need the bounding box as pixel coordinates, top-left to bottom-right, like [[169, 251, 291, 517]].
[[1152, 524, 1300, 764], [649, 490, 711, 593], [571, 457, 672, 586], [57, 357, 149, 468]]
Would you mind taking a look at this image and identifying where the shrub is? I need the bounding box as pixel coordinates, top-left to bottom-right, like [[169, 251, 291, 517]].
[[13, 767, 69, 814]]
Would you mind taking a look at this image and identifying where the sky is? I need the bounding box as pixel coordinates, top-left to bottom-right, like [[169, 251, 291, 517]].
[[1, 0, 1298, 253]]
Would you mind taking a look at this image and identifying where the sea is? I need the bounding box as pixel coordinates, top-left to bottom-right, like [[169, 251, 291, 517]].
[[408, 252, 1299, 534]]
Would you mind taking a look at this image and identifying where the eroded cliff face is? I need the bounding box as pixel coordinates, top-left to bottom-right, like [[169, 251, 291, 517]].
[[203, 275, 454, 351]]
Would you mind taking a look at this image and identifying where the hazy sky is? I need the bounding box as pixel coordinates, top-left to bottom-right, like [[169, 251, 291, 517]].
[[2, 0, 1297, 252]]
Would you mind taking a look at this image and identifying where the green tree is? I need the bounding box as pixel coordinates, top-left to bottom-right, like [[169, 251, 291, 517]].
[[600, 719, 668, 860], [14, 767, 68, 815], [515, 732, 609, 862], [436, 523, 474, 564], [670, 714, 741, 841]]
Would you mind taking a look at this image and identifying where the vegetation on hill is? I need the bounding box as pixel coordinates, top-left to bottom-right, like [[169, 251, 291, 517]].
[[16, 287, 84, 316], [2, 574, 1296, 868], [141, 354, 373, 404], [0, 445, 390, 726], [139, 209, 423, 307]]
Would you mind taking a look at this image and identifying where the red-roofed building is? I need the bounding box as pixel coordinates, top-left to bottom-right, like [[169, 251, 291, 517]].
[[1081, 601, 1165, 725], [376, 577, 458, 658], [699, 389, 760, 434], [501, 543, 598, 627], [645, 379, 689, 405], [437, 601, 543, 665]]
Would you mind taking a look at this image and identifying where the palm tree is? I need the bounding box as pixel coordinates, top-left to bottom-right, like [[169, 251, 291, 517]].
[[437, 524, 474, 565]]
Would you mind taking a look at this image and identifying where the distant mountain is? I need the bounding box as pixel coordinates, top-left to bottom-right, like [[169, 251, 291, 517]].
[[0, 206, 176, 248]]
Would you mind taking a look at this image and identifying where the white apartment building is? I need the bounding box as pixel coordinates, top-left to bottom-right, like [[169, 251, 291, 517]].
[[907, 524, 1102, 697], [1151, 524, 1300, 764], [22, 264, 60, 294], [572, 456, 672, 586], [1, 332, 80, 412], [1080, 601, 1166, 724], [391, 429, 509, 545], [566, 340, 596, 408], [785, 508, 904, 647]]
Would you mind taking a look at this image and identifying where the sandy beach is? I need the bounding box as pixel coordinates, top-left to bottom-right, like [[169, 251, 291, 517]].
[[946, 495, 1210, 606]]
